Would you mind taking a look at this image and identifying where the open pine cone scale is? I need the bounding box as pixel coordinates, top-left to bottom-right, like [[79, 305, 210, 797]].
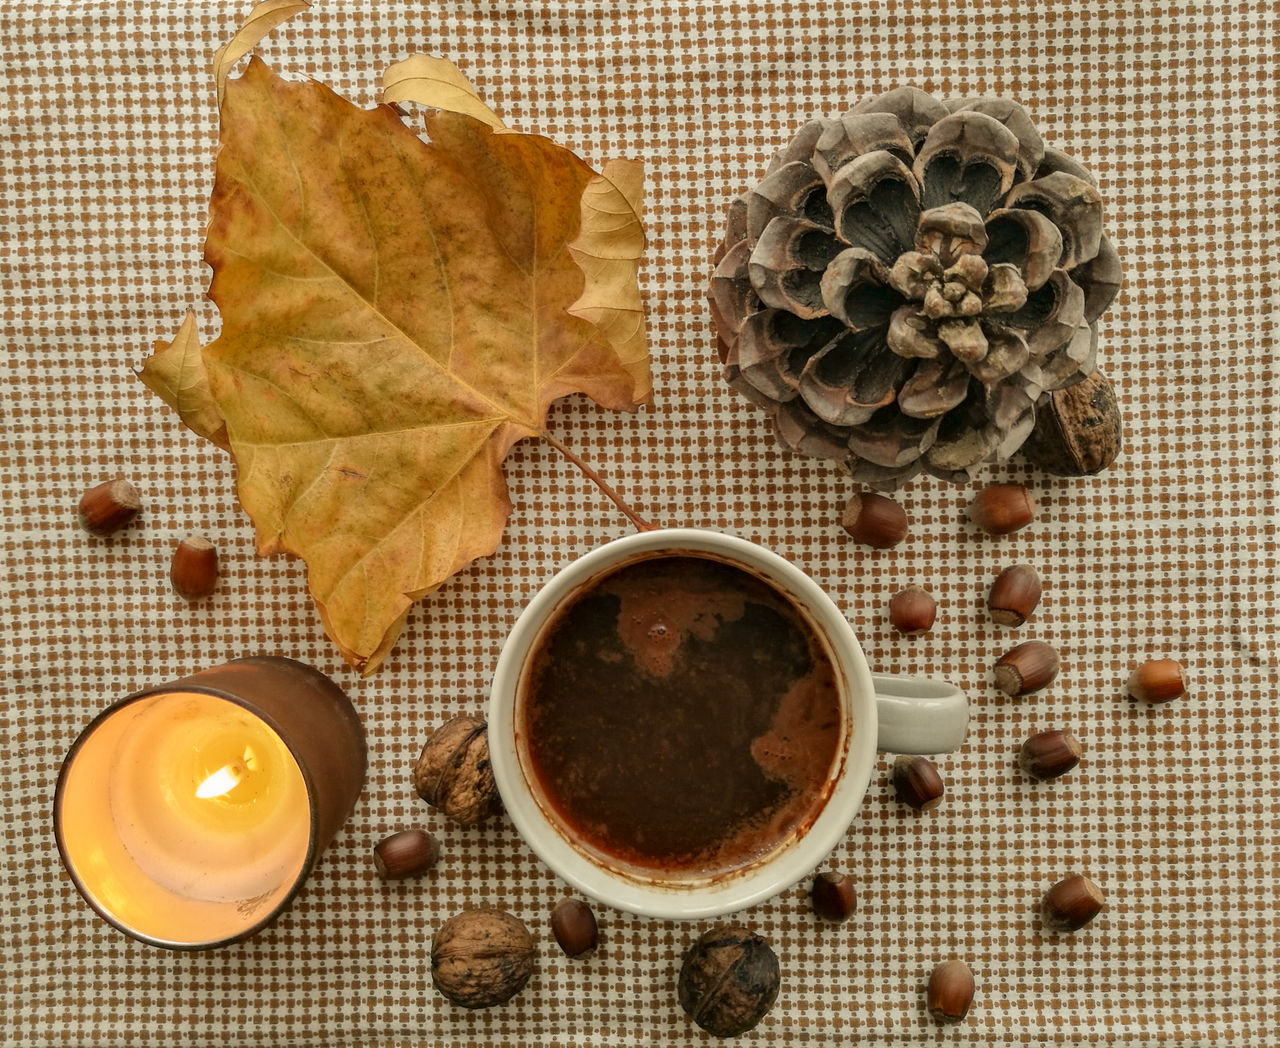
[[711, 87, 1122, 489]]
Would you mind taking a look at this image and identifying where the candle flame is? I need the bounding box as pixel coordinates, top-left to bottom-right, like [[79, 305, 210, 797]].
[[196, 762, 245, 799]]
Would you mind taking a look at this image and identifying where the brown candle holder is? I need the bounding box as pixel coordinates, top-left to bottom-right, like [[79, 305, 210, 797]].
[[53, 656, 366, 950]]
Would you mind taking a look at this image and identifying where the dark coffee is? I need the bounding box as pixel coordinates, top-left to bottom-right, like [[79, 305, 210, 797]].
[[519, 553, 843, 877]]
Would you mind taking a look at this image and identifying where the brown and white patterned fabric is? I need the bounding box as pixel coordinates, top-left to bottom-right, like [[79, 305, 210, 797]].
[[3, 1, 1275, 1043]]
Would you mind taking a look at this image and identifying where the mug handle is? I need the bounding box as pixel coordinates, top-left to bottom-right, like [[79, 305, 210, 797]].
[[871, 674, 969, 754]]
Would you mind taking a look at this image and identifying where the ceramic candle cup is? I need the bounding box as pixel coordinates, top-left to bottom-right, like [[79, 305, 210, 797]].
[[54, 656, 366, 950], [488, 528, 968, 920]]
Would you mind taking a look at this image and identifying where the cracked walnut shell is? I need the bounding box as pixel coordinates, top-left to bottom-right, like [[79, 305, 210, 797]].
[[413, 714, 499, 826]]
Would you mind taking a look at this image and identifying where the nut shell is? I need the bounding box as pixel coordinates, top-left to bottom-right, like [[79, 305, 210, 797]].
[[1021, 368, 1122, 476], [987, 564, 1042, 627], [810, 871, 857, 922], [888, 586, 937, 635], [1019, 730, 1082, 780], [170, 536, 219, 601], [430, 908, 535, 1009], [372, 829, 441, 880], [550, 898, 598, 959], [1127, 658, 1187, 704], [926, 959, 975, 1023], [678, 924, 780, 1037], [891, 754, 945, 811], [413, 714, 499, 825], [842, 491, 909, 548], [1041, 874, 1105, 932], [969, 482, 1035, 536], [994, 640, 1060, 696], [77, 478, 141, 536]]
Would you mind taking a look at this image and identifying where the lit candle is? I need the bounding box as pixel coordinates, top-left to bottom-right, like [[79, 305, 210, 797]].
[[55, 657, 366, 950]]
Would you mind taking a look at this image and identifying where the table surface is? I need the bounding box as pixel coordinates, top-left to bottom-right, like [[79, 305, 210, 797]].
[[4, 2, 1276, 1045]]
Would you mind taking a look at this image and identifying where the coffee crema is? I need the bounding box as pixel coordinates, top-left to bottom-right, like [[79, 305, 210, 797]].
[[519, 554, 843, 878]]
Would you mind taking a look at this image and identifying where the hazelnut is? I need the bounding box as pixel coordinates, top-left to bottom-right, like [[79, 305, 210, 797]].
[[77, 478, 141, 536], [372, 829, 441, 880], [1127, 658, 1187, 704], [888, 586, 937, 635], [1040, 873, 1105, 932], [550, 898, 598, 959], [891, 754, 944, 811], [987, 564, 1042, 627], [678, 924, 780, 1038], [810, 871, 857, 922], [170, 536, 218, 600], [842, 491, 908, 548], [430, 908, 535, 1009], [413, 714, 499, 825], [1019, 730, 1083, 780], [926, 959, 975, 1023], [994, 640, 1060, 696], [1020, 368, 1123, 476], [969, 482, 1035, 536]]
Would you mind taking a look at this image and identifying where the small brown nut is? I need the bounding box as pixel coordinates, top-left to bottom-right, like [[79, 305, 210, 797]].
[[1127, 658, 1187, 704], [842, 491, 908, 548], [1020, 368, 1123, 476], [1019, 730, 1083, 781], [969, 482, 1035, 536], [1041, 873, 1105, 932], [926, 959, 975, 1023], [77, 478, 141, 536], [550, 898, 598, 959], [888, 586, 937, 635], [678, 924, 780, 1038], [987, 564, 1042, 627], [372, 829, 441, 881], [891, 754, 944, 811], [413, 714, 499, 826], [430, 908, 535, 1009], [994, 640, 1060, 696], [170, 536, 218, 600], [810, 871, 857, 922]]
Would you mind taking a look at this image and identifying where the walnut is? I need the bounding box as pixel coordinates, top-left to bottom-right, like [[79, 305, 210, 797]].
[[413, 714, 499, 825], [678, 924, 780, 1037], [1020, 367, 1122, 475], [430, 908, 535, 1009]]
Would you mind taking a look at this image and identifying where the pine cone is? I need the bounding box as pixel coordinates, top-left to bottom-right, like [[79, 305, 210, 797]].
[[711, 88, 1123, 489]]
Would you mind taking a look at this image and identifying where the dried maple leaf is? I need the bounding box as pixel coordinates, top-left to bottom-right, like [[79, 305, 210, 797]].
[[141, 7, 650, 673]]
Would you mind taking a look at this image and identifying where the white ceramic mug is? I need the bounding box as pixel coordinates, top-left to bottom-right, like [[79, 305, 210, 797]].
[[488, 528, 968, 919]]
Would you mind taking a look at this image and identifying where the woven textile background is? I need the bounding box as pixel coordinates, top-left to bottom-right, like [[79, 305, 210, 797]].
[[3, 1, 1276, 1044]]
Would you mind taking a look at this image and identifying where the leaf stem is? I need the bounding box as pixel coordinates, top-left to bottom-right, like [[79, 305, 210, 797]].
[[539, 429, 658, 533]]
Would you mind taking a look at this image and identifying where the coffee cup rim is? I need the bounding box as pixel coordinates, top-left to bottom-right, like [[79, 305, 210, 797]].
[[488, 527, 879, 920]]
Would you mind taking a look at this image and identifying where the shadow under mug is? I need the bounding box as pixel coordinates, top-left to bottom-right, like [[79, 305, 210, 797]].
[[488, 528, 969, 920], [53, 656, 366, 950]]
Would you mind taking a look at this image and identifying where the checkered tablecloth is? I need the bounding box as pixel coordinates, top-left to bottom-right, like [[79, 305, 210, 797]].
[[4, 2, 1276, 1044]]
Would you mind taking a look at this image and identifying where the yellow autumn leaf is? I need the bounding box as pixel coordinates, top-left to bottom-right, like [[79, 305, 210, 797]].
[[178, 53, 647, 674], [137, 311, 230, 451], [380, 54, 506, 131]]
